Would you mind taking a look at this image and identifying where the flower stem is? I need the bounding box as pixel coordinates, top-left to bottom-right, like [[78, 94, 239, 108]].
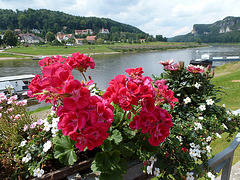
[[81, 72, 87, 81]]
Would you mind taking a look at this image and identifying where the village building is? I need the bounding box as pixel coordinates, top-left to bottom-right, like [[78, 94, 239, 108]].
[[99, 27, 109, 34], [86, 36, 97, 43], [75, 38, 85, 45], [56, 32, 75, 42], [75, 29, 93, 35], [18, 33, 42, 44]]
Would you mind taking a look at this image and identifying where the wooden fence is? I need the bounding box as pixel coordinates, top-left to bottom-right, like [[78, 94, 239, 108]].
[[208, 132, 240, 180]]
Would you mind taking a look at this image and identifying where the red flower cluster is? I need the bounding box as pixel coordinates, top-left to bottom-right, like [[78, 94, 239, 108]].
[[103, 67, 177, 146], [186, 65, 204, 73], [28, 53, 113, 152], [159, 59, 179, 71]]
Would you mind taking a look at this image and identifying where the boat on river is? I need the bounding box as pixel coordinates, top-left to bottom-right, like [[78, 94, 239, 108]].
[[190, 54, 213, 67], [190, 53, 240, 67], [0, 74, 35, 98]]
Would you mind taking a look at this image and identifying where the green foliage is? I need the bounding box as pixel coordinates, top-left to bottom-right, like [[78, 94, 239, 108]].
[[3, 30, 17, 46], [45, 31, 55, 42], [53, 134, 77, 165]]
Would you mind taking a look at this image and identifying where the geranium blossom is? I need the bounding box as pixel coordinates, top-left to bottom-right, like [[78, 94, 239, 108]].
[[159, 59, 174, 66], [187, 65, 204, 73]]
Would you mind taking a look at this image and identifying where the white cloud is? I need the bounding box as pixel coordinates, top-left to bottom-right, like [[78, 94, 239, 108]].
[[1, 0, 240, 37]]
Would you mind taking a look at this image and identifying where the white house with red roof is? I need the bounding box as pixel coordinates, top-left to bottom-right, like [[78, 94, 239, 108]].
[[99, 27, 109, 34]]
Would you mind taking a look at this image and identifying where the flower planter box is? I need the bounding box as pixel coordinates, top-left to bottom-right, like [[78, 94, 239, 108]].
[[32, 158, 153, 180]]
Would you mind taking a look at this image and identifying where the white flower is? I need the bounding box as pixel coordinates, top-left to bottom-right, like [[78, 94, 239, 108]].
[[149, 156, 157, 165], [51, 125, 59, 137], [183, 97, 191, 104], [216, 133, 222, 139], [190, 142, 196, 148], [206, 145, 212, 153], [22, 153, 31, 163], [194, 122, 202, 130], [147, 164, 153, 175], [33, 167, 44, 178], [19, 140, 27, 147], [222, 104, 225, 107], [186, 172, 194, 180], [154, 167, 160, 177], [207, 172, 215, 180], [206, 99, 214, 105], [43, 140, 52, 152], [206, 136, 212, 142], [52, 117, 59, 124], [222, 123, 228, 130], [232, 111, 239, 116], [176, 135, 182, 142], [198, 116, 204, 120], [43, 122, 52, 132], [194, 82, 201, 89], [199, 104, 206, 111]]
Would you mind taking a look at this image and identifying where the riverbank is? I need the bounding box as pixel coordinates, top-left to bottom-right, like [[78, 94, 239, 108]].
[[0, 42, 206, 58]]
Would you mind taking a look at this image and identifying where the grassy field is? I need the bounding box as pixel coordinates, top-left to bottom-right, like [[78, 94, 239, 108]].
[[0, 53, 28, 58], [212, 62, 240, 110], [2, 42, 205, 56]]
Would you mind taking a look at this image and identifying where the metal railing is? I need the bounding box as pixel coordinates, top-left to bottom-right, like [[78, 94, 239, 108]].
[[207, 132, 240, 180]]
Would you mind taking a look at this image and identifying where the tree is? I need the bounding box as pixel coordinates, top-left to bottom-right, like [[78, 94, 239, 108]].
[[45, 31, 55, 42], [3, 30, 17, 46]]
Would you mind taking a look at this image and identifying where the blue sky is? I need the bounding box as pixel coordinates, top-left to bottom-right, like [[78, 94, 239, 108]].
[[1, 0, 240, 37]]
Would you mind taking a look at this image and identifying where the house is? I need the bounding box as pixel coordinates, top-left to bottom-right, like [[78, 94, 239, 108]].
[[18, 33, 40, 44], [86, 36, 97, 43], [56, 32, 75, 42], [32, 29, 40, 34], [75, 38, 85, 45], [139, 39, 146, 43], [75, 29, 93, 35], [14, 29, 21, 34], [99, 27, 109, 34]]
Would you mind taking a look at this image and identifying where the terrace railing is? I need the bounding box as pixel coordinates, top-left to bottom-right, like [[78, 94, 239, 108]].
[[207, 132, 240, 180]]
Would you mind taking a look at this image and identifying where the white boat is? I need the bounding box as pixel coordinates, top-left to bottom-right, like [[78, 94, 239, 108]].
[[0, 74, 35, 98]]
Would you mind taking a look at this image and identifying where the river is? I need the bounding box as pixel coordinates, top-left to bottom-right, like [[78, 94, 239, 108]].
[[1, 45, 240, 90]]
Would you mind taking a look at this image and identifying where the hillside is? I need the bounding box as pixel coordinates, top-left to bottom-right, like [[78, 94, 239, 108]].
[[0, 8, 145, 36], [169, 16, 240, 43]]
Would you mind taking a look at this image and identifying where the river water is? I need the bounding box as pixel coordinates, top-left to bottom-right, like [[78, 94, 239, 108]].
[[1, 45, 240, 90]]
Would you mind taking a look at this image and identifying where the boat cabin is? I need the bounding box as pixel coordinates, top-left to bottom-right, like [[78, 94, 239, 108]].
[[0, 75, 35, 96]]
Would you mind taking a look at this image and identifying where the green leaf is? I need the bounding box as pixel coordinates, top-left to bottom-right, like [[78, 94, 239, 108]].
[[53, 135, 77, 165], [110, 150, 121, 164], [109, 129, 123, 144], [95, 152, 112, 170], [101, 139, 112, 151], [100, 173, 123, 180]]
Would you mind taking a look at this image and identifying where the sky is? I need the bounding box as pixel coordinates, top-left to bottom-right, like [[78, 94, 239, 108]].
[[1, 0, 240, 37]]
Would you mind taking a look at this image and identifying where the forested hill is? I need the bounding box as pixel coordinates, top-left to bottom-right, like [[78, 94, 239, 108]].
[[169, 16, 240, 43], [0, 8, 145, 35]]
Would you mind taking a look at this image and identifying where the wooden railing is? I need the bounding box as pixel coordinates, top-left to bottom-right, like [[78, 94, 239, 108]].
[[207, 132, 240, 180]]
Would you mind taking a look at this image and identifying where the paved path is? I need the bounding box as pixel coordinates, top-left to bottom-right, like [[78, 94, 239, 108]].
[[216, 161, 240, 180]]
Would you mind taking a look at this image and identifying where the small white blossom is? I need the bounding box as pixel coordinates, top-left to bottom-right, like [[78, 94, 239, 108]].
[[154, 167, 160, 177], [206, 145, 212, 153], [216, 133, 222, 139], [207, 172, 215, 180], [190, 142, 196, 148], [43, 122, 52, 132], [19, 140, 27, 147], [222, 104, 225, 107], [149, 156, 157, 165], [22, 153, 31, 163], [206, 99, 214, 105], [194, 82, 201, 89], [33, 168, 44, 178], [186, 172, 194, 180], [198, 116, 204, 120], [176, 135, 182, 142], [43, 140, 52, 152], [206, 136, 212, 142], [147, 164, 153, 175], [222, 123, 228, 130], [183, 97, 191, 104], [194, 122, 203, 130], [199, 104, 206, 111]]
